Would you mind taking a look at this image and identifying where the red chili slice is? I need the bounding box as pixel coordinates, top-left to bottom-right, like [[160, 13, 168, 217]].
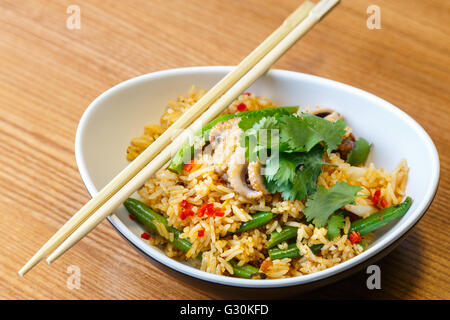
[[214, 208, 224, 217], [205, 203, 215, 216], [128, 214, 136, 221], [237, 103, 247, 112], [180, 200, 191, 209], [380, 198, 387, 208], [184, 160, 194, 172], [198, 229, 205, 237], [141, 232, 151, 240], [198, 203, 208, 217], [184, 209, 194, 217], [371, 190, 381, 205], [198, 203, 223, 217], [349, 230, 362, 244]]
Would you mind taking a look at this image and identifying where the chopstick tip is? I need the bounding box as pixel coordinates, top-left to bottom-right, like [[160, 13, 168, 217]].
[[18, 265, 29, 277]]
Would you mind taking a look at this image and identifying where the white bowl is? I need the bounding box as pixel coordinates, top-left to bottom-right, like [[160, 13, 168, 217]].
[[75, 66, 439, 290]]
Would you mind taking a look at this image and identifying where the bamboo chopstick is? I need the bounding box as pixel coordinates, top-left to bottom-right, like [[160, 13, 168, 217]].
[[18, 1, 315, 277], [44, 0, 339, 265], [20, 0, 339, 275]]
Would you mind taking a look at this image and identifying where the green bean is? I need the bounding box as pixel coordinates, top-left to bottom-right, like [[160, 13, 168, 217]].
[[124, 198, 263, 278], [236, 211, 274, 233], [350, 197, 412, 236], [167, 106, 299, 173], [266, 226, 298, 248], [268, 243, 323, 260], [310, 244, 324, 253], [229, 260, 262, 279], [124, 198, 192, 253], [268, 243, 300, 260]]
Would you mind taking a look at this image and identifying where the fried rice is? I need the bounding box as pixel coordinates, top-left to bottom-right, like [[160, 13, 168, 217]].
[[126, 86, 409, 279]]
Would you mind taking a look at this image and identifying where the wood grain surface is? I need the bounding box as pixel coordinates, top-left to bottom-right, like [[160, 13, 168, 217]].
[[1, 0, 449, 300]]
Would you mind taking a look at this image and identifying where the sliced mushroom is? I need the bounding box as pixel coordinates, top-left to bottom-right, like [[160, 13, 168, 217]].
[[208, 118, 267, 199], [227, 148, 264, 199], [248, 160, 268, 195], [209, 118, 241, 146], [337, 133, 356, 160], [209, 118, 242, 175]]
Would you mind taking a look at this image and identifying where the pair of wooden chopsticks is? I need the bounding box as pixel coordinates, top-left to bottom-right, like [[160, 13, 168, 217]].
[[19, 0, 339, 276]]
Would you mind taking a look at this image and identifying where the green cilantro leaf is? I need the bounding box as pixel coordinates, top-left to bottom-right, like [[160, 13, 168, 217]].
[[264, 145, 325, 201], [327, 214, 345, 240], [238, 110, 348, 202], [304, 182, 362, 227], [278, 115, 322, 153], [240, 112, 346, 161], [238, 107, 292, 131], [258, 113, 346, 154], [263, 175, 280, 194], [300, 113, 347, 155], [282, 145, 324, 200], [241, 116, 280, 161], [265, 151, 301, 185]]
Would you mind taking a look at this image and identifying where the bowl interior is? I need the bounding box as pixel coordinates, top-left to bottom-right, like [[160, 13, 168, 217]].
[[76, 66, 439, 288]]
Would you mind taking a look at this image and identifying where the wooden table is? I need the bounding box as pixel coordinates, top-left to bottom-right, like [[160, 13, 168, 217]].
[[1, 0, 449, 300]]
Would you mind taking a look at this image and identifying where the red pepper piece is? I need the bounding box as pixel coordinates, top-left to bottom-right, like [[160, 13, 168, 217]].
[[184, 160, 194, 172], [349, 230, 362, 244], [205, 203, 215, 216], [371, 190, 381, 205], [198, 203, 223, 217], [237, 103, 247, 112], [380, 197, 387, 208], [198, 229, 205, 237], [141, 232, 151, 240], [180, 200, 191, 209], [198, 203, 208, 217], [184, 209, 194, 217], [214, 208, 224, 217]]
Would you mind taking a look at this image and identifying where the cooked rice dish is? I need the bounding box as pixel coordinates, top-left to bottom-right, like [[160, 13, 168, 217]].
[[125, 86, 410, 279]]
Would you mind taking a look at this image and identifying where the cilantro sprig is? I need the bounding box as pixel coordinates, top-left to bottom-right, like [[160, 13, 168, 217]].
[[240, 112, 346, 158], [237, 107, 293, 131], [239, 112, 347, 202], [264, 145, 326, 201], [304, 182, 362, 227], [327, 214, 346, 240], [300, 113, 347, 155]]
